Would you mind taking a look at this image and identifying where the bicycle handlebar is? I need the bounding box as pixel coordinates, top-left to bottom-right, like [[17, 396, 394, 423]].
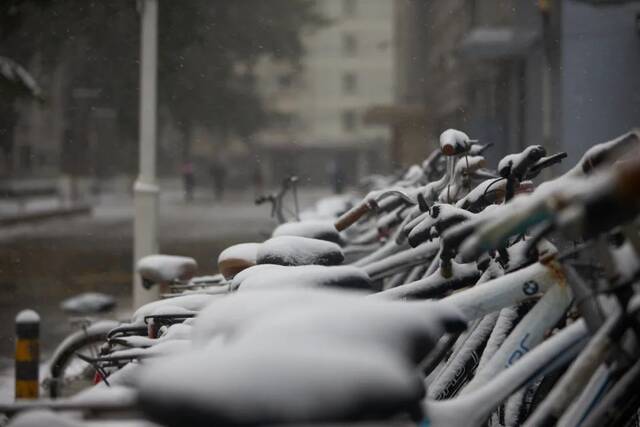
[[577, 130, 640, 174], [461, 152, 640, 261], [498, 145, 547, 180], [334, 188, 418, 232], [577, 154, 640, 238], [469, 142, 493, 156], [525, 152, 568, 180], [334, 200, 375, 231]]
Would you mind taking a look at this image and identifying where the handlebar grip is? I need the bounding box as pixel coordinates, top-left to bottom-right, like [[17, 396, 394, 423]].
[[580, 130, 640, 174], [335, 201, 372, 231], [525, 152, 568, 180], [579, 155, 640, 239], [615, 155, 640, 201], [498, 145, 546, 179]]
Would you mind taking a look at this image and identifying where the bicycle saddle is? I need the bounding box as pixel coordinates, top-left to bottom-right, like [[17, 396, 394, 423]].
[[139, 344, 424, 427], [191, 289, 366, 346], [229, 263, 281, 289], [271, 220, 342, 244], [139, 299, 465, 426], [234, 299, 466, 365], [136, 255, 198, 288], [217, 242, 259, 279], [256, 235, 344, 266], [235, 264, 372, 292], [60, 292, 115, 315]]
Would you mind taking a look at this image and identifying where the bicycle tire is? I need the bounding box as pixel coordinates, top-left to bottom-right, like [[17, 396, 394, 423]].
[[46, 320, 119, 398]]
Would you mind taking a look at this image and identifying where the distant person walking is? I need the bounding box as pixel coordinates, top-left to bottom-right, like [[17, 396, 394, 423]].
[[252, 163, 264, 198], [327, 159, 345, 194], [181, 160, 195, 202], [210, 159, 227, 201]]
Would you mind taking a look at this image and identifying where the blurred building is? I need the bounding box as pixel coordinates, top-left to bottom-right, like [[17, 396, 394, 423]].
[[254, 0, 394, 186], [388, 0, 640, 169], [3, 61, 123, 200], [4, 63, 66, 181], [553, 0, 640, 166], [363, 0, 430, 168]]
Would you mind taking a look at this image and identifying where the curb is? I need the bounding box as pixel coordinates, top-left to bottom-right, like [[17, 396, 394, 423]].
[[0, 205, 92, 227]]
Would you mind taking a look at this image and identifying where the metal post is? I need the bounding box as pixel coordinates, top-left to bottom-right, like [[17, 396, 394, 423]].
[[133, 0, 160, 308], [15, 310, 39, 400]]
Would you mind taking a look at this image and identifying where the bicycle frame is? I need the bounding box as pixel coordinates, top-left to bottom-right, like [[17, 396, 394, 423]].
[[524, 309, 623, 426], [423, 320, 589, 427]]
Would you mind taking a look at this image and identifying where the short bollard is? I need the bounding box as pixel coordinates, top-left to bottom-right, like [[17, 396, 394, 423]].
[[15, 309, 40, 400]]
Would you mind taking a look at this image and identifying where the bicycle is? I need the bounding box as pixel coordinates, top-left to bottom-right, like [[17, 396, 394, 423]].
[[42, 293, 119, 399], [6, 128, 640, 427]]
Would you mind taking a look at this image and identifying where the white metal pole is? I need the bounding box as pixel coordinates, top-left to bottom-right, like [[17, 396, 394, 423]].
[[133, 0, 159, 308]]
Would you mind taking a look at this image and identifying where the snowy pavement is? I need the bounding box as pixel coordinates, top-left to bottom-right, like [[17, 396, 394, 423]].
[[0, 196, 65, 217], [0, 186, 332, 243]]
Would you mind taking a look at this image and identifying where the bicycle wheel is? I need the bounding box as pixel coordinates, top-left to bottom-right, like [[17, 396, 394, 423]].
[[46, 320, 119, 398]]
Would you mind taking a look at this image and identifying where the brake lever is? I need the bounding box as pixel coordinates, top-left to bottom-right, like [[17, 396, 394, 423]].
[[471, 169, 500, 180], [525, 152, 568, 180], [468, 142, 493, 156], [369, 188, 417, 205]]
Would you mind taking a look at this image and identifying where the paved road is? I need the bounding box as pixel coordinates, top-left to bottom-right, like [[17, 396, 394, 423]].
[[0, 186, 332, 400]]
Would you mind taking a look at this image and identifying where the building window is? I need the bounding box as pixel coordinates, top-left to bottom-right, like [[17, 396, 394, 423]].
[[342, 72, 357, 94], [343, 0, 356, 18], [342, 33, 357, 56], [342, 110, 356, 132]]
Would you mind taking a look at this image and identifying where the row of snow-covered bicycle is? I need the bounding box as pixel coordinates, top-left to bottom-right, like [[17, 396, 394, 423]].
[[3, 128, 640, 427]]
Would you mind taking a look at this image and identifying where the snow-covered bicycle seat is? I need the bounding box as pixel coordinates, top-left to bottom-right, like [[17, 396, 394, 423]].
[[60, 292, 115, 315], [234, 299, 466, 364], [139, 343, 424, 426], [234, 264, 372, 292], [190, 289, 366, 346], [256, 235, 344, 266], [217, 242, 259, 279], [138, 299, 465, 426], [136, 255, 198, 288], [272, 220, 343, 244]]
